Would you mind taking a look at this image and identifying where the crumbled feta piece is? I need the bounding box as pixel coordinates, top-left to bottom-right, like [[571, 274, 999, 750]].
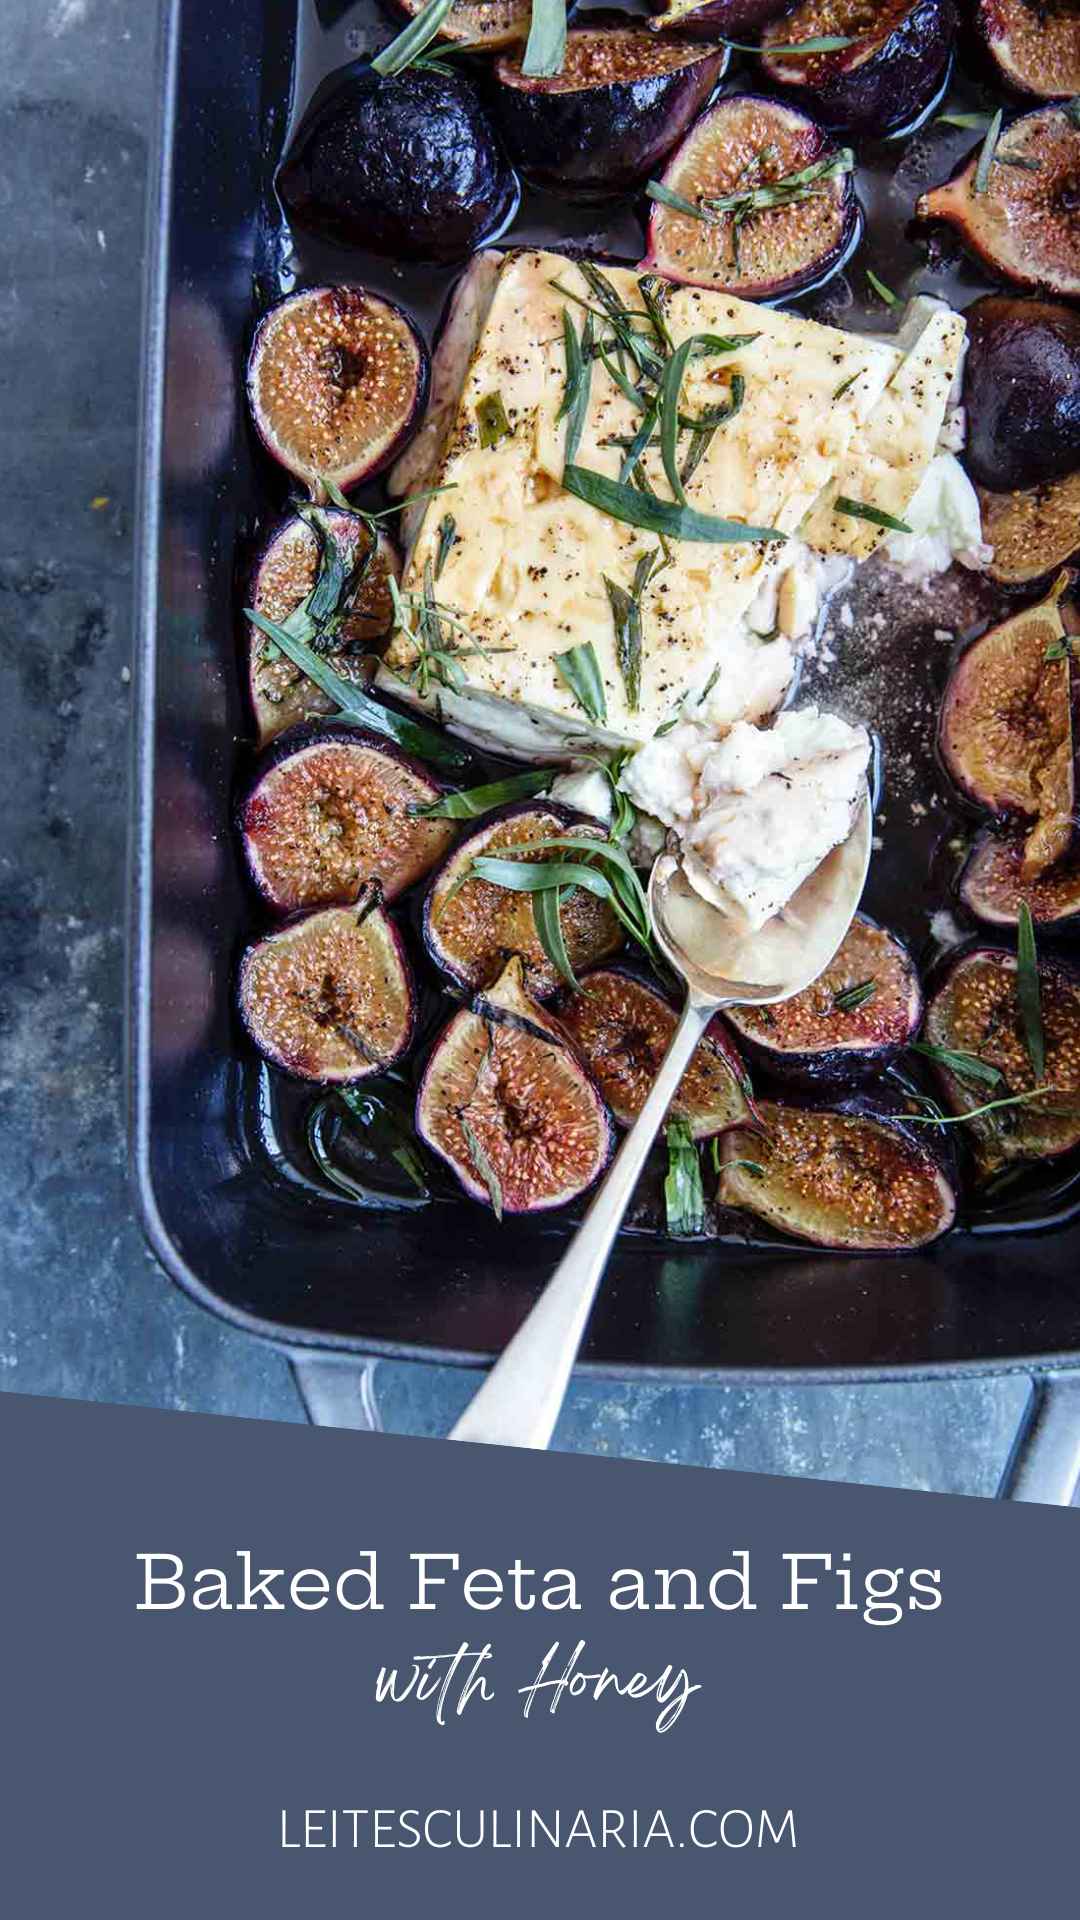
[[883, 452, 993, 580], [547, 765, 613, 824], [621, 707, 870, 932]]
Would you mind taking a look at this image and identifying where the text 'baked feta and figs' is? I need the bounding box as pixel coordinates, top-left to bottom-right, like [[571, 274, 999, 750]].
[[239, 724, 454, 914], [238, 901, 416, 1083], [277, 63, 518, 266], [416, 956, 615, 1215], [725, 914, 923, 1089], [922, 946, 1080, 1177], [962, 296, 1080, 494], [717, 1097, 958, 1251], [247, 509, 400, 745], [915, 104, 1080, 300], [938, 580, 1077, 880], [423, 802, 625, 998], [492, 20, 726, 196], [960, 830, 1080, 933], [972, 0, 1080, 102], [555, 963, 751, 1137], [644, 92, 860, 297], [246, 287, 429, 495], [758, 0, 958, 139]]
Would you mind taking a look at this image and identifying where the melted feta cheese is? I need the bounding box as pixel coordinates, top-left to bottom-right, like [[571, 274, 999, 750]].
[[883, 452, 993, 579]]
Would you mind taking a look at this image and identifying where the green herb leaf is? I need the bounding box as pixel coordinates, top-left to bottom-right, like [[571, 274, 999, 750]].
[[1016, 902, 1045, 1082], [371, 0, 455, 76], [522, 0, 567, 78], [1045, 637, 1069, 662], [936, 110, 993, 131], [723, 33, 855, 53], [974, 106, 1004, 196], [461, 1115, 504, 1220], [532, 886, 579, 990], [244, 606, 469, 770], [833, 494, 913, 534], [413, 768, 552, 820], [563, 311, 595, 466], [618, 394, 660, 485], [905, 1086, 1056, 1127], [434, 514, 456, 579], [664, 1118, 706, 1237], [645, 178, 717, 224], [658, 336, 696, 507], [476, 390, 512, 449], [554, 640, 607, 725], [832, 979, 877, 1014], [563, 463, 786, 546], [866, 267, 901, 310], [471, 855, 612, 899], [832, 372, 859, 400], [910, 1042, 1004, 1088], [603, 554, 658, 716]]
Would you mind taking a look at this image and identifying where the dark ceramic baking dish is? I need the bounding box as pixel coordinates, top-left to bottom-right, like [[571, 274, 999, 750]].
[[129, 0, 1080, 1495]]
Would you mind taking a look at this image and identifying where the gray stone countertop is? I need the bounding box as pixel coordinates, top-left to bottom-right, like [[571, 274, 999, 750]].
[[0, 0, 1055, 1496]]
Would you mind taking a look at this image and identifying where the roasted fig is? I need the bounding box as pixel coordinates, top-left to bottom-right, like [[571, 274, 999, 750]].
[[416, 956, 614, 1214], [725, 915, 923, 1088], [278, 63, 518, 267], [424, 802, 624, 998], [239, 724, 454, 914], [646, 0, 794, 37], [555, 964, 750, 1137], [238, 901, 416, 1083], [247, 509, 400, 745], [246, 287, 428, 494], [717, 1098, 958, 1249], [960, 829, 1080, 931], [979, 472, 1080, 590], [962, 296, 1080, 494], [922, 945, 1080, 1176], [759, 0, 958, 139], [390, 0, 531, 49], [644, 93, 860, 297], [915, 104, 1080, 300], [972, 0, 1080, 102], [492, 21, 726, 197], [938, 580, 1077, 878]]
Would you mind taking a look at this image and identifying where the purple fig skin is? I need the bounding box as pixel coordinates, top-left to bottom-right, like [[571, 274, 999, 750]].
[[644, 92, 862, 299], [237, 721, 452, 915], [491, 19, 728, 197], [760, 0, 958, 139], [238, 904, 417, 1086], [963, 297, 1080, 494], [277, 63, 519, 267], [246, 287, 429, 492], [646, 0, 794, 35], [719, 1094, 959, 1251], [726, 918, 925, 1092]]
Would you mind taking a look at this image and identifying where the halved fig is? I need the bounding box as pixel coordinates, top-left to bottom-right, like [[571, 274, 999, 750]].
[[247, 509, 400, 745], [963, 297, 1080, 494], [938, 580, 1077, 878], [492, 20, 726, 197], [246, 287, 428, 494], [239, 724, 454, 914], [423, 802, 624, 998], [915, 104, 1080, 300], [922, 945, 1080, 1176], [959, 829, 1080, 931], [238, 902, 416, 1083], [555, 964, 750, 1137], [278, 64, 519, 266], [644, 92, 860, 297], [979, 472, 1080, 590], [725, 915, 923, 1088], [759, 0, 957, 139], [416, 956, 614, 1214], [717, 1098, 958, 1249], [391, 0, 530, 49], [646, 0, 794, 38], [973, 0, 1080, 102]]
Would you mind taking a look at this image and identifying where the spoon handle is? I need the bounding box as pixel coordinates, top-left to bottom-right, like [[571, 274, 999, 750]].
[[449, 994, 716, 1450]]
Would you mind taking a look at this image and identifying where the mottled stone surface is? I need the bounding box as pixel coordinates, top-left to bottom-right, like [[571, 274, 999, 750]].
[[0, 0, 1062, 1495]]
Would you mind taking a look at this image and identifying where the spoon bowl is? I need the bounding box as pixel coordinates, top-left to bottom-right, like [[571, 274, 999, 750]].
[[449, 789, 873, 1450]]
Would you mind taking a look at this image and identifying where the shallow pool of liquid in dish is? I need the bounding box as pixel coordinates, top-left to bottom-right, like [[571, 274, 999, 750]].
[[235, 1, 1080, 1244]]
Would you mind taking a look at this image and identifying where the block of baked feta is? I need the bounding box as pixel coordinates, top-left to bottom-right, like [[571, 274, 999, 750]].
[[382, 248, 907, 753]]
